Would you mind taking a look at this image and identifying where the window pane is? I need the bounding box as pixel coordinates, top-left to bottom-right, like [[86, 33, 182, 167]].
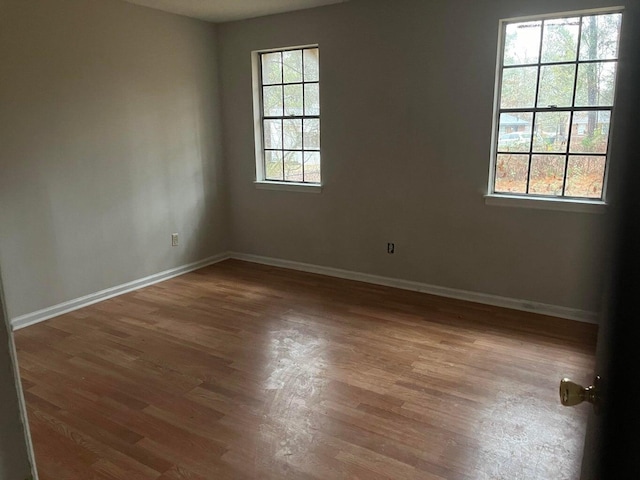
[[579, 14, 622, 61], [500, 67, 537, 108], [570, 111, 611, 154], [263, 119, 283, 149], [304, 83, 320, 115], [529, 155, 565, 195], [259, 47, 320, 185], [304, 152, 321, 183], [537, 64, 575, 107], [283, 119, 302, 150], [303, 119, 320, 150], [575, 62, 617, 107], [265, 151, 284, 181], [533, 111, 570, 153], [284, 151, 303, 182], [262, 52, 282, 85], [284, 84, 303, 116], [304, 48, 319, 82], [283, 49, 303, 83], [541, 17, 580, 63], [263, 85, 283, 116], [497, 113, 532, 152], [495, 154, 529, 194], [565, 155, 606, 198], [490, 15, 618, 200], [504, 21, 542, 66]]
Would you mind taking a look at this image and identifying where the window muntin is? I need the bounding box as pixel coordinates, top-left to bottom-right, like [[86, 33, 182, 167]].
[[258, 47, 321, 184], [491, 12, 622, 200]]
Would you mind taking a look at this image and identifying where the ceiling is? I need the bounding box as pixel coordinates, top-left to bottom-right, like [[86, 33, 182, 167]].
[[122, 0, 349, 23]]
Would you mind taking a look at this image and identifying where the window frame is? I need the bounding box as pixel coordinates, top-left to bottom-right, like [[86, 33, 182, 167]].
[[252, 45, 322, 192], [487, 7, 624, 210]]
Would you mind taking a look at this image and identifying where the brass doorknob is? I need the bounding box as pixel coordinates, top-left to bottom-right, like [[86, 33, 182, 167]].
[[559, 376, 601, 412]]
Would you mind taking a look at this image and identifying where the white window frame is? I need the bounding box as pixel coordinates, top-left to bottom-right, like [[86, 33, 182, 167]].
[[252, 45, 322, 193], [486, 7, 624, 213]]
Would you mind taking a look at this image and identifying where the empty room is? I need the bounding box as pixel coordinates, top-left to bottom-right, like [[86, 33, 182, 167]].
[[1, 0, 639, 479]]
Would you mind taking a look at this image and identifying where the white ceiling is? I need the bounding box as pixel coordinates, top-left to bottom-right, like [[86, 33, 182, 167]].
[[122, 0, 349, 23]]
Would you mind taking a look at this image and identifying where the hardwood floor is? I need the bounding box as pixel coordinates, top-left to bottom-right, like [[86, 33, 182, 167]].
[[15, 259, 597, 479]]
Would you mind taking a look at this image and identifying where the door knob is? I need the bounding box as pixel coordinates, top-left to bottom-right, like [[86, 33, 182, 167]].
[[559, 376, 601, 413]]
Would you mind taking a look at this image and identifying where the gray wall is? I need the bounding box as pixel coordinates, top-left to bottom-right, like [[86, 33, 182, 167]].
[[0, 274, 32, 480], [0, 0, 227, 319], [1, 0, 634, 319], [218, 0, 637, 313]]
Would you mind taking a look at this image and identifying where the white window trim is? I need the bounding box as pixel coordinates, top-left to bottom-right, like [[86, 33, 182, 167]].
[[251, 45, 322, 191], [485, 193, 605, 213], [254, 181, 322, 193], [486, 6, 625, 210]]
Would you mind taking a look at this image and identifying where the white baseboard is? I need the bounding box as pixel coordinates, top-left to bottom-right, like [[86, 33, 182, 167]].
[[229, 252, 599, 324], [11, 250, 599, 330], [10, 253, 231, 330]]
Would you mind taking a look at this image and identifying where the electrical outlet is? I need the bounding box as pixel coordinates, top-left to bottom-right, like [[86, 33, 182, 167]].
[[387, 243, 395, 254], [171, 233, 179, 246]]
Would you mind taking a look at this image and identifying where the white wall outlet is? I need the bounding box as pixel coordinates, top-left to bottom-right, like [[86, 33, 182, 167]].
[[171, 233, 179, 246]]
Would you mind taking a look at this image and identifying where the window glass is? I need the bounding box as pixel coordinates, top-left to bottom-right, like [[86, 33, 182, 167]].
[[257, 47, 321, 184], [492, 11, 621, 200]]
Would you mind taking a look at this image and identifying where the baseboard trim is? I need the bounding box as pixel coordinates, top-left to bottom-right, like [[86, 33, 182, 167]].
[[10, 253, 231, 330], [229, 252, 599, 324], [11, 250, 599, 330]]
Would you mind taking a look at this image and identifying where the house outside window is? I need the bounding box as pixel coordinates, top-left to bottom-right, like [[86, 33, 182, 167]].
[[253, 46, 321, 187], [489, 10, 623, 202]]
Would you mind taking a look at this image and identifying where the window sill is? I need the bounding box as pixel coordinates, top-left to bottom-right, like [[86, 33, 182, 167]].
[[484, 194, 606, 214], [254, 181, 322, 193]]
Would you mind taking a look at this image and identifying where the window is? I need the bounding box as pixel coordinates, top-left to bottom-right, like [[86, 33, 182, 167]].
[[254, 46, 321, 186], [490, 10, 622, 201]]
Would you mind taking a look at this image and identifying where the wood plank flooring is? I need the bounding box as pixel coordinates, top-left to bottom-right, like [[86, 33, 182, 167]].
[[15, 259, 597, 479]]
